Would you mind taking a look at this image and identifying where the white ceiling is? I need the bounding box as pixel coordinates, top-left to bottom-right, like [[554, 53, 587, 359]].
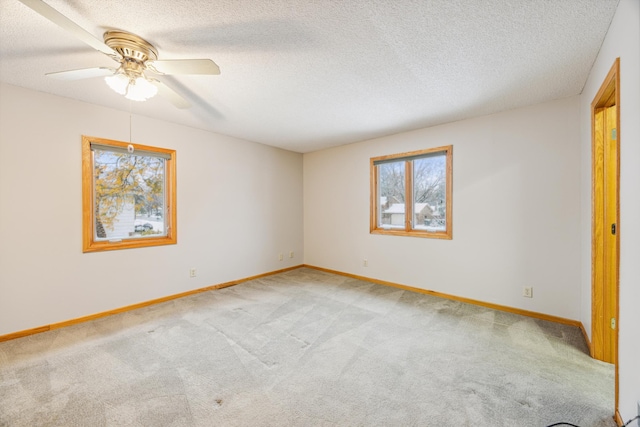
[[0, 0, 619, 153]]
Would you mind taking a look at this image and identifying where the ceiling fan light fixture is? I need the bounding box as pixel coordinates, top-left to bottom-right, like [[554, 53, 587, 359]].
[[104, 72, 129, 95], [124, 76, 158, 102], [105, 72, 157, 102]]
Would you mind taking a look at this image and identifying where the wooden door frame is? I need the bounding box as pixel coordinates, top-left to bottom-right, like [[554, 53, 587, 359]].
[[590, 58, 620, 419]]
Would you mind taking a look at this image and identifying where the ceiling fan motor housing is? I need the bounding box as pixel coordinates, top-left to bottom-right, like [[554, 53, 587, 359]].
[[104, 31, 158, 63], [104, 30, 158, 79]]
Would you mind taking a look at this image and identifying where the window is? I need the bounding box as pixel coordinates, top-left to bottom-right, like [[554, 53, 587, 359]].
[[370, 145, 452, 239], [82, 136, 177, 252]]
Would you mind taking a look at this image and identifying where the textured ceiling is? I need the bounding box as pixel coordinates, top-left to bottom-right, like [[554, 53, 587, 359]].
[[0, 0, 619, 153]]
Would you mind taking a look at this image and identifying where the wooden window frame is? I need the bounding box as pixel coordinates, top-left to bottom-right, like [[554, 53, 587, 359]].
[[370, 145, 452, 239], [82, 136, 177, 252]]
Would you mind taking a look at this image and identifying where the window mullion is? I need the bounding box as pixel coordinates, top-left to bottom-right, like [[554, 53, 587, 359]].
[[374, 163, 381, 230], [405, 160, 412, 231]]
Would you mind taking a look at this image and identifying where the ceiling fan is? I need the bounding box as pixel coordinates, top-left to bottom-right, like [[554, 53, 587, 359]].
[[18, 0, 221, 109]]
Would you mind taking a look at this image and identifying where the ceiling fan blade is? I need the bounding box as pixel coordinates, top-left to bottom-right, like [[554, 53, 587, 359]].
[[148, 59, 220, 75], [17, 0, 119, 58], [151, 80, 191, 109], [46, 67, 115, 81]]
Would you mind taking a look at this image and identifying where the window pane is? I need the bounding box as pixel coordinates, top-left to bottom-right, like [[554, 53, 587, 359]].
[[93, 149, 166, 241], [412, 153, 446, 231], [377, 161, 405, 229]]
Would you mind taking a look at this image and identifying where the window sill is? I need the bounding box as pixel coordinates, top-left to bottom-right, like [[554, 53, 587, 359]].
[[82, 235, 177, 253], [370, 228, 452, 240]]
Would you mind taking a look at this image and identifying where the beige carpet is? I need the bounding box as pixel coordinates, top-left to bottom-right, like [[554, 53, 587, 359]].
[[0, 267, 615, 426]]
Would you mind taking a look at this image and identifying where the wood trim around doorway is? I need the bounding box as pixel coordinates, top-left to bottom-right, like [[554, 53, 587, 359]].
[[590, 57, 620, 418]]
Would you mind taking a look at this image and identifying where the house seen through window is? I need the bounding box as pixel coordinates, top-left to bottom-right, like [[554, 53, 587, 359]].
[[82, 136, 177, 252], [371, 145, 452, 239]]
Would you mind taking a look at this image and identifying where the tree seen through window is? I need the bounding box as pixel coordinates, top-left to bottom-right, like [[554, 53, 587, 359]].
[[93, 149, 165, 239]]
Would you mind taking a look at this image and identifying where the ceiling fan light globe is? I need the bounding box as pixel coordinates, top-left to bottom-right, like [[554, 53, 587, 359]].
[[125, 77, 158, 101], [104, 73, 129, 95]]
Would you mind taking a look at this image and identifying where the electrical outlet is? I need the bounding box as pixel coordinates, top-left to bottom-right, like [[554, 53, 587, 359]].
[[189, 268, 197, 278], [522, 287, 533, 298], [289, 251, 294, 258], [278, 253, 283, 261], [363, 259, 368, 267]]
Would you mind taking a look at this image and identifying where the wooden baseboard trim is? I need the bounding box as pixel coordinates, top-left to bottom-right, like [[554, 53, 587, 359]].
[[0, 264, 587, 344], [0, 265, 304, 343], [0, 326, 51, 342], [579, 322, 592, 354], [303, 264, 583, 328]]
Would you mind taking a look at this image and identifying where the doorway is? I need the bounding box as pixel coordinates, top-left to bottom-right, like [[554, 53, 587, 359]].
[[591, 58, 619, 414]]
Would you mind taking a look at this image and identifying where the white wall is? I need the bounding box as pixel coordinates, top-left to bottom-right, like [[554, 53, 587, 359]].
[[579, 0, 640, 421], [304, 96, 582, 320], [0, 83, 304, 336]]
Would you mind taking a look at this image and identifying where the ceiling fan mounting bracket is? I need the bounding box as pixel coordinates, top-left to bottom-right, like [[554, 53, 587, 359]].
[[104, 30, 158, 63]]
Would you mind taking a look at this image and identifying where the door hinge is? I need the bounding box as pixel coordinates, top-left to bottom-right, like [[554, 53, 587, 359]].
[[611, 223, 616, 235], [611, 318, 616, 330]]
